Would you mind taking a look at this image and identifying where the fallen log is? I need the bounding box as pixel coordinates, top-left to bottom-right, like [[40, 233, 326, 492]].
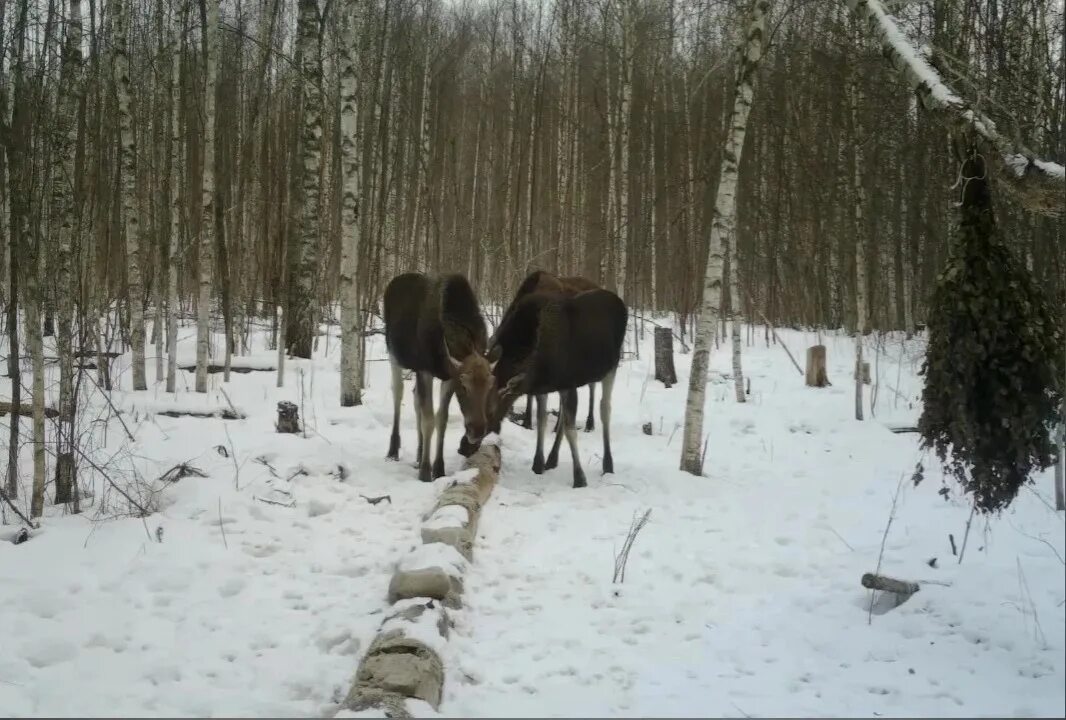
[[340, 438, 501, 716], [0, 402, 59, 419], [861, 572, 920, 597], [178, 363, 275, 374], [155, 408, 246, 420]]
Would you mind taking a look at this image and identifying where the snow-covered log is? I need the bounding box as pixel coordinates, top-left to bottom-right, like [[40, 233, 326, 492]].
[[845, 0, 1065, 217], [339, 438, 501, 716]]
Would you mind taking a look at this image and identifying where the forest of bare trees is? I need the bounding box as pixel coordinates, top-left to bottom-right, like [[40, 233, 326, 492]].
[[1, 0, 1064, 514]]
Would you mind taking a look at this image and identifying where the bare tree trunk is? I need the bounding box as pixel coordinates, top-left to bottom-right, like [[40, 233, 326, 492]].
[[729, 239, 745, 403], [680, 0, 769, 475], [195, 0, 219, 392], [25, 267, 46, 517], [848, 23, 868, 422], [339, 3, 363, 406], [287, 0, 323, 359], [166, 3, 184, 394], [114, 0, 147, 390], [52, 0, 83, 506]]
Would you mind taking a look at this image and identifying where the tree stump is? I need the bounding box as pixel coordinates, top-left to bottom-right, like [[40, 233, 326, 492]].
[[642, 422, 653, 436], [805, 345, 830, 387], [276, 401, 300, 434], [654, 327, 677, 387]]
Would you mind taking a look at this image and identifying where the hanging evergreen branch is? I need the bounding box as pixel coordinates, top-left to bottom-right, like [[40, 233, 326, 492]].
[[916, 146, 1063, 515]]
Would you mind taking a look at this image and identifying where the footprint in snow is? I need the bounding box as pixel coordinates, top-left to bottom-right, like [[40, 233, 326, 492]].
[[218, 577, 246, 598]]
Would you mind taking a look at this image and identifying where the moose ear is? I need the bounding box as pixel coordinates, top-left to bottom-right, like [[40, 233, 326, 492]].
[[444, 339, 462, 370]]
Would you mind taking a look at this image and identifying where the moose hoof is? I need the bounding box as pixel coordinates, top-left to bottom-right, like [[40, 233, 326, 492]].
[[386, 451, 399, 461], [584, 420, 595, 433], [432, 460, 446, 480], [545, 453, 559, 471], [602, 456, 614, 475], [572, 473, 587, 489], [418, 464, 433, 483], [532, 455, 545, 475]]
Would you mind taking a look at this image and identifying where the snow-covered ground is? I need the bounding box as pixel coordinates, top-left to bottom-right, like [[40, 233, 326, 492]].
[[1, 318, 1063, 718]]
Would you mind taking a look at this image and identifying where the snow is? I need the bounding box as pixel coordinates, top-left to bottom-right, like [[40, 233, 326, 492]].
[[399, 542, 468, 577], [379, 600, 449, 655], [2, 320, 1064, 717], [423, 505, 471, 531]]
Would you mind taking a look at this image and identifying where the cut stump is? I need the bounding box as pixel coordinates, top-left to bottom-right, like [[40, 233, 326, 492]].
[[653, 327, 677, 387], [276, 401, 300, 434], [805, 345, 830, 387]]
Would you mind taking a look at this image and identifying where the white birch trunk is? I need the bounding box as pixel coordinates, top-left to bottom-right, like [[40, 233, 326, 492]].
[[729, 238, 745, 403], [848, 26, 868, 422], [339, 4, 363, 407], [26, 274, 46, 517], [51, 0, 83, 507], [680, 0, 770, 475], [114, 0, 147, 391], [616, 0, 632, 297], [195, 0, 219, 392], [166, 7, 183, 394]]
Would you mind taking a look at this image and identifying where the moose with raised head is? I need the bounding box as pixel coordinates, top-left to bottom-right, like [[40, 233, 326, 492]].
[[384, 272, 498, 482], [488, 279, 627, 488], [490, 271, 602, 432]]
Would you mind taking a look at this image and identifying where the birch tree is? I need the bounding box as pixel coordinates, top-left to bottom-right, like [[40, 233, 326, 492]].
[[680, 0, 770, 475], [847, 23, 868, 421], [52, 0, 84, 506], [339, 2, 363, 406], [195, 0, 219, 392], [114, 0, 147, 391], [287, 0, 324, 359], [166, 2, 185, 394]]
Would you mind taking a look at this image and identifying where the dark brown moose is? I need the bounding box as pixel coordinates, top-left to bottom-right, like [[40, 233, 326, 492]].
[[488, 278, 627, 488], [490, 270, 603, 433], [383, 272, 498, 482]]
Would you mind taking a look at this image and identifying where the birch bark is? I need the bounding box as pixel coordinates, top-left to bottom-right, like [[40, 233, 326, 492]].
[[680, 0, 770, 475]]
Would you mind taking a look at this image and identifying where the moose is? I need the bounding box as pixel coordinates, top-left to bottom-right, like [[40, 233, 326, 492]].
[[490, 271, 602, 434], [383, 272, 498, 482], [488, 281, 627, 488]]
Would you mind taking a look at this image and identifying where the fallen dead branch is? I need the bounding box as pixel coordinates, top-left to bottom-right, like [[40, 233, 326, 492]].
[[159, 461, 207, 485], [254, 495, 295, 508], [613, 509, 652, 584], [361, 494, 392, 506]]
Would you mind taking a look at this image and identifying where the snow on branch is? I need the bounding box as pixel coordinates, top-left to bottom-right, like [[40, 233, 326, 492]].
[[846, 0, 1065, 217]]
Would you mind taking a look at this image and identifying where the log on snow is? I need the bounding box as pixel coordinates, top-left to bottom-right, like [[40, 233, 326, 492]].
[[861, 572, 920, 596], [0, 402, 60, 419]]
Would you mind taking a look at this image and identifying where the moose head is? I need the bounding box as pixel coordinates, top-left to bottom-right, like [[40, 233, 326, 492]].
[[445, 338, 501, 449]]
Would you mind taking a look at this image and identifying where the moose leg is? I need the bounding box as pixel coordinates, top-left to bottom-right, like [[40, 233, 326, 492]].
[[387, 359, 403, 460], [416, 372, 435, 482], [532, 394, 548, 474], [545, 392, 564, 470], [413, 384, 423, 468], [432, 379, 454, 479], [584, 382, 596, 432], [522, 394, 534, 429], [600, 369, 616, 474], [562, 389, 586, 489]]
